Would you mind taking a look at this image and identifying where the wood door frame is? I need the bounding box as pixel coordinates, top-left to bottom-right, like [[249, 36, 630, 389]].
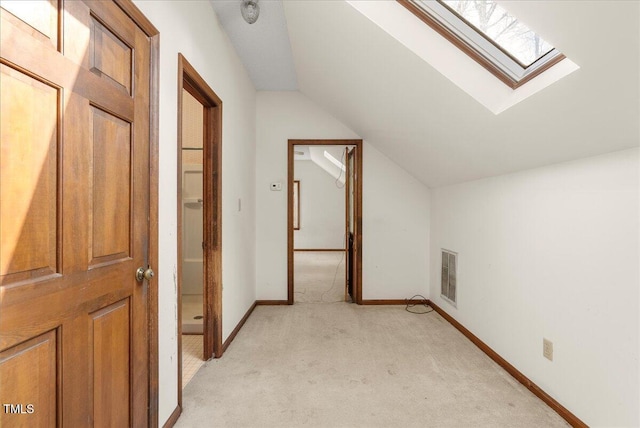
[[287, 139, 363, 305], [112, 1, 160, 425], [177, 53, 223, 408], [345, 147, 352, 302]]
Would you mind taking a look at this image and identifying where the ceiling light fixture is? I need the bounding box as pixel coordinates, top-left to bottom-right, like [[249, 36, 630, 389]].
[[241, 0, 260, 24]]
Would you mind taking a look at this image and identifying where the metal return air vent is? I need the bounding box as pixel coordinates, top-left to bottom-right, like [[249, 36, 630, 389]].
[[441, 249, 457, 305]]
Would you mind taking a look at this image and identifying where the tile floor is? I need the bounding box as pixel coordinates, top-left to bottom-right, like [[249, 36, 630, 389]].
[[182, 334, 204, 388]]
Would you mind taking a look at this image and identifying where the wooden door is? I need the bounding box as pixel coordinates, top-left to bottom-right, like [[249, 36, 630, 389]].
[[0, 1, 152, 426], [344, 147, 351, 302], [345, 148, 356, 302]]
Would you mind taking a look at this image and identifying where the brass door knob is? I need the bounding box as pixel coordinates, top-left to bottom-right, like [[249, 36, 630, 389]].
[[135, 267, 155, 282]]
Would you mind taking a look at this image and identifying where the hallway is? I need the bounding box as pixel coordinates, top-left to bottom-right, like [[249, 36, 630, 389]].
[[294, 251, 346, 303], [175, 304, 567, 427]]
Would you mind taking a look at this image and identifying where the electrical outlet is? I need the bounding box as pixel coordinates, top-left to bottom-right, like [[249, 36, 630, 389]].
[[543, 338, 553, 361]]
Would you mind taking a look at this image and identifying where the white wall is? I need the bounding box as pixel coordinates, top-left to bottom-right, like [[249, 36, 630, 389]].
[[294, 160, 345, 249], [429, 148, 639, 427], [132, 1, 257, 424], [362, 145, 430, 299], [256, 91, 430, 300]]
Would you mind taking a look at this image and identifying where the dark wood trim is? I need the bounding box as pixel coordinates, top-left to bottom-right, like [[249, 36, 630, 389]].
[[427, 300, 587, 428], [206, 81, 224, 359], [176, 53, 185, 411], [161, 405, 181, 428], [287, 142, 294, 304], [362, 299, 428, 305], [288, 140, 363, 305], [177, 53, 224, 410], [294, 249, 345, 252], [222, 301, 257, 352], [344, 147, 350, 303], [146, 31, 160, 428], [113, 2, 160, 426], [256, 300, 290, 306], [354, 144, 363, 304], [114, 0, 159, 36], [513, 53, 566, 88], [396, 0, 566, 89]]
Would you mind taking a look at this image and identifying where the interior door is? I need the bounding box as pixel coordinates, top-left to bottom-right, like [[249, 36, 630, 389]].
[[0, 1, 152, 426], [345, 147, 356, 302], [344, 147, 350, 301]]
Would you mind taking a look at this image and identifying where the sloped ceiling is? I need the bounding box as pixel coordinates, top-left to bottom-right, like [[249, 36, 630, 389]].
[[213, 0, 639, 187], [210, 0, 297, 90]]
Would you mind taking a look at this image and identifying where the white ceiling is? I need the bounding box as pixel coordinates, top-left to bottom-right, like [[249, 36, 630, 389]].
[[210, 0, 297, 90], [214, 0, 639, 187]]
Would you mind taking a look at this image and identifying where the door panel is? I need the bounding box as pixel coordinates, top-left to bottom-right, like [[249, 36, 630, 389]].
[[91, 106, 132, 264], [0, 0, 59, 49], [0, 330, 57, 427], [91, 299, 130, 428], [89, 15, 132, 94], [0, 63, 59, 282], [0, 1, 151, 426]]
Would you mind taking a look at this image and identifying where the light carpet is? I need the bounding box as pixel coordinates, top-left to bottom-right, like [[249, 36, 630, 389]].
[[175, 303, 567, 427], [294, 251, 346, 303]]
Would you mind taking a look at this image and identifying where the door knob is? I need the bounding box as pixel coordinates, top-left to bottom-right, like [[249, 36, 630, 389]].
[[136, 267, 155, 282]]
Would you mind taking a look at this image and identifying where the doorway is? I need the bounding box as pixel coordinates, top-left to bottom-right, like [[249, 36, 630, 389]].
[[177, 54, 222, 403], [287, 140, 363, 305]]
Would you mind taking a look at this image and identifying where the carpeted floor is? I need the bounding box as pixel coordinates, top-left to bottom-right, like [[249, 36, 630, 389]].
[[175, 303, 568, 427], [294, 251, 346, 303]]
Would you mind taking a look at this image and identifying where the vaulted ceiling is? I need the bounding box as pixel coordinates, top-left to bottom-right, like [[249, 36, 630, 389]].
[[212, 0, 639, 187]]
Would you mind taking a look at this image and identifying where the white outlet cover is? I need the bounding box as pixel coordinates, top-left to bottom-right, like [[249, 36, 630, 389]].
[[270, 182, 282, 191], [543, 338, 553, 361]]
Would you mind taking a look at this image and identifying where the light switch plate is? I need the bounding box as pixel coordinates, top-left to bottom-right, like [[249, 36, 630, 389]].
[[543, 338, 553, 361], [270, 182, 282, 191]]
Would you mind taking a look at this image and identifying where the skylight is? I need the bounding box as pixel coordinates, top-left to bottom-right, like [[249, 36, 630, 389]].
[[324, 151, 346, 172], [398, 0, 566, 88]]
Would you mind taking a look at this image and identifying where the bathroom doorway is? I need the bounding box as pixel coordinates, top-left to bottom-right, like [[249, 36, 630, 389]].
[[177, 54, 223, 401]]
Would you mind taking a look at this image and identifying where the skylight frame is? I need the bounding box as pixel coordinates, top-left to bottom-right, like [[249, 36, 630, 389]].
[[397, 0, 566, 89], [437, 0, 555, 69], [324, 150, 347, 172]]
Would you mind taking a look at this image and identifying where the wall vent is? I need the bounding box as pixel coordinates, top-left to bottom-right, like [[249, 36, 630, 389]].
[[441, 249, 457, 305]]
